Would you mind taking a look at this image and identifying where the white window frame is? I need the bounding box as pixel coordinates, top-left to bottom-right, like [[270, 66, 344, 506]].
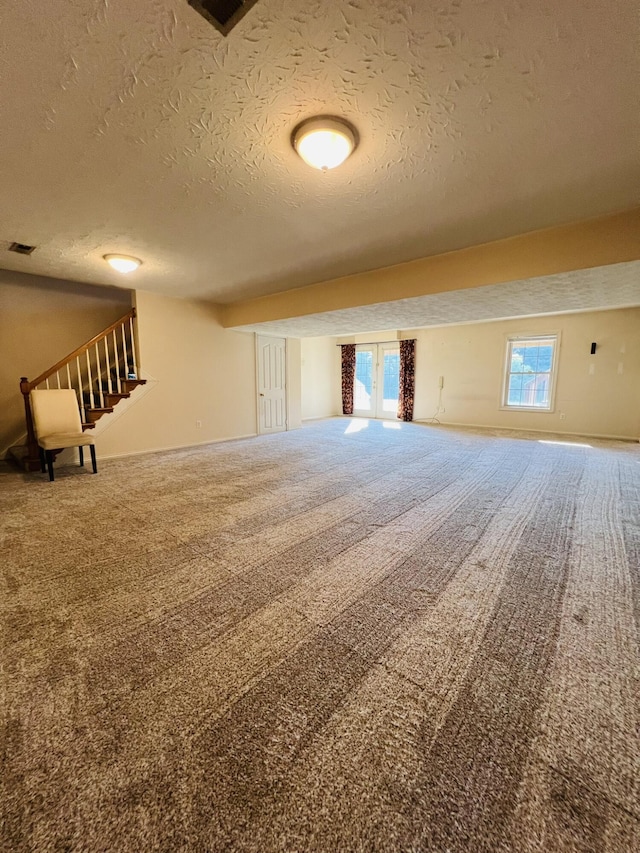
[[501, 333, 559, 413]]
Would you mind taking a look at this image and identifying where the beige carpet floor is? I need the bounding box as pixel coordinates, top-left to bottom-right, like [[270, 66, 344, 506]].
[[1, 418, 639, 852]]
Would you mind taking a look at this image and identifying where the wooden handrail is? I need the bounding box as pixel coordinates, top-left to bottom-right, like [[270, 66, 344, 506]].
[[24, 308, 136, 392]]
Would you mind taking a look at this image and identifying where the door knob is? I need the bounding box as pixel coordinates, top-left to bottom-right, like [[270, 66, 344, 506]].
[[259, 393, 264, 396]]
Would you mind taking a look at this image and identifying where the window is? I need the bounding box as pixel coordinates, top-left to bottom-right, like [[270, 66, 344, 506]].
[[503, 335, 558, 411]]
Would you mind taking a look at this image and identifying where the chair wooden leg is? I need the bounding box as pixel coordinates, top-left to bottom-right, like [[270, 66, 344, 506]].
[[79, 446, 84, 467], [46, 450, 55, 482], [39, 446, 46, 473], [90, 444, 97, 474]]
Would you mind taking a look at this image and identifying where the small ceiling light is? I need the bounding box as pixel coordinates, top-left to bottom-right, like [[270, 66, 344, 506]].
[[292, 116, 358, 171], [104, 254, 142, 274]]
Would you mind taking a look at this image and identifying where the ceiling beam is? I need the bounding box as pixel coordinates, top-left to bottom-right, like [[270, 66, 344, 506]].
[[221, 208, 640, 329]]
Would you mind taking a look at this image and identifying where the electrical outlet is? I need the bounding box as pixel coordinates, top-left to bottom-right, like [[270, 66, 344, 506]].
[[196, 420, 202, 428], [559, 412, 565, 420]]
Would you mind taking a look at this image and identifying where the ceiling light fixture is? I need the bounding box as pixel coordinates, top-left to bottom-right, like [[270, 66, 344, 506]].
[[104, 254, 142, 274], [292, 116, 358, 171]]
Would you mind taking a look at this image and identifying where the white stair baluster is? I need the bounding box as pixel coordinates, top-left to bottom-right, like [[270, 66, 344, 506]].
[[104, 336, 113, 394], [86, 350, 95, 410], [94, 342, 104, 408], [112, 329, 121, 393], [129, 315, 138, 379], [121, 322, 130, 379], [76, 356, 86, 422]]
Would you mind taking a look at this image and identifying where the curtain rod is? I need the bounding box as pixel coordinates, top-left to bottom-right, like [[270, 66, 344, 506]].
[[335, 339, 414, 346]]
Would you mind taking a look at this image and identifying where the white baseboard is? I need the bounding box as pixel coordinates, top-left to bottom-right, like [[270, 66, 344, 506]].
[[414, 419, 639, 443], [100, 433, 259, 461]]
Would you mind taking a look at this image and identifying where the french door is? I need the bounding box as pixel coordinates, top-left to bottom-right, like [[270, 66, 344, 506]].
[[353, 343, 400, 419]]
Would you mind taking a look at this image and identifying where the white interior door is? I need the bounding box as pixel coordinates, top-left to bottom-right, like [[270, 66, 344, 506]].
[[353, 343, 400, 419], [257, 335, 287, 434]]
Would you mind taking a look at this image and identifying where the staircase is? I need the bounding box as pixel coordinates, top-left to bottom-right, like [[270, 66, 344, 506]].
[[17, 309, 146, 471]]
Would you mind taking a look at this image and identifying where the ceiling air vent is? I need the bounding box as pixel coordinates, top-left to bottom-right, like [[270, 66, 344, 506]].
[[9, 241, 36, 255], [187, 0, 260, 36]]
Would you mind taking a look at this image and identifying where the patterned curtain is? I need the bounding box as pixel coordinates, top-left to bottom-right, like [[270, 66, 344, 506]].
[[340, 344, 356, 415], [397, 339, 416, 421]]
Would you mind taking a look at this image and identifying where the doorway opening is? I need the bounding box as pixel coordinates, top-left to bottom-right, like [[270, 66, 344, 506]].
[[353, 343, 400, 419]]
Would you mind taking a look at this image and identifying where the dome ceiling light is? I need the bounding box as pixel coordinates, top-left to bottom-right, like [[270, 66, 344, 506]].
[[104, 254, 142, 274], [292, 116, 358, 171]]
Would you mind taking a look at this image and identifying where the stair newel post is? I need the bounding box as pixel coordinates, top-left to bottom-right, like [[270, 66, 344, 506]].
[[20, 377, 40, 470]]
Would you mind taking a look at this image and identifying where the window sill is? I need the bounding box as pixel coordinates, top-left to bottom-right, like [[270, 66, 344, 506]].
[[500, 405, 554, 413]]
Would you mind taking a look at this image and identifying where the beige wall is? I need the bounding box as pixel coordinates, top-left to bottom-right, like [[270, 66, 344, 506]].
[[301, 337, 341, 420], [286, 338, 302, 431], [96, 290, 259, 458], [406, 308, 640, 439], [0, 270, 131, 457]]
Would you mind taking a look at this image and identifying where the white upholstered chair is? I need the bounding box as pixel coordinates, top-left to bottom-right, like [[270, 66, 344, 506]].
[[30, 389, 97, 482]]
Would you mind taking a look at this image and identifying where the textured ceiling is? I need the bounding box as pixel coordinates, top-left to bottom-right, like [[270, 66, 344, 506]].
[[0, 0, 638, 304], [231, 262, 640, 337]]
